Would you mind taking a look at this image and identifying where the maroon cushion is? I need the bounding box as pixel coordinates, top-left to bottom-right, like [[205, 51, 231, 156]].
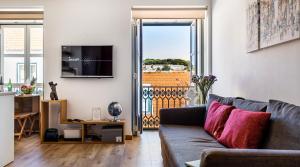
[[218, 109, 271, 149], [204, 100, 235, 139]]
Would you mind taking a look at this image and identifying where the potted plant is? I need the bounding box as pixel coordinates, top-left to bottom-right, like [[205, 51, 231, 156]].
[[191, 75, 217, 104]]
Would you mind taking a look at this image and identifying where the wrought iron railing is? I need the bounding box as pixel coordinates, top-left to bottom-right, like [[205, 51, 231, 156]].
[[142, 86, 191, 129]]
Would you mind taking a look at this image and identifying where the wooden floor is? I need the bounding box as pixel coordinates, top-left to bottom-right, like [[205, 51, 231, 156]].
[[8, 131, 163, 167]]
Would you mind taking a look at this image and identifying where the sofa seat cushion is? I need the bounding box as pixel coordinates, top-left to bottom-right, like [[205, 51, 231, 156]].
[[159, 125, 225, 167], [263, 100, 300, 150]]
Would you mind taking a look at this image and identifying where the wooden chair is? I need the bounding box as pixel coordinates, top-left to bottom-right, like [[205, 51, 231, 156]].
[[14, 112, 31, 141]]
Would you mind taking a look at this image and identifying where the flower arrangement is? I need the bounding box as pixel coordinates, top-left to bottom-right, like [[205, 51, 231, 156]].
[[191, 75, 217, 104], [20, 77, 36, 95]]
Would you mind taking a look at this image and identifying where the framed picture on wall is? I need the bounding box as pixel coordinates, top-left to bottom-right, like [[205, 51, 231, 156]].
[[247, 0, 260, 52], [260, 0, 300, 48]]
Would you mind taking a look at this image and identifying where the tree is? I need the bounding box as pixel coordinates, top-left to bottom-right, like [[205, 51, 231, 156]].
[[161, 65, 171, 71], [143, 58, 189, 67]]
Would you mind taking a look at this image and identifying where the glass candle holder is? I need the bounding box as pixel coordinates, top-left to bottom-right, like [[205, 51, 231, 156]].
[[92, 107, 101, 121]]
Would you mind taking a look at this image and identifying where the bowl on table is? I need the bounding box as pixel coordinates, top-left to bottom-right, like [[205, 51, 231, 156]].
[[20, 85, 35, 95]]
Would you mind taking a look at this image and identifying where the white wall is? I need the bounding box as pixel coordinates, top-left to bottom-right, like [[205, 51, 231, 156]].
[[43, 0, 133, 134], [0, 93, 14, 166], [212, 0, 300, 105], [0, 0, 210, 135]]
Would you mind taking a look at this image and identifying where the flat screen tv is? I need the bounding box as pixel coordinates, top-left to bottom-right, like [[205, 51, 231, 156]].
[[61, 45, 113, 78]]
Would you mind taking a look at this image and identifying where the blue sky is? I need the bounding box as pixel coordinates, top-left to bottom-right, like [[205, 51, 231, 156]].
[[143, 25, 190, 61]]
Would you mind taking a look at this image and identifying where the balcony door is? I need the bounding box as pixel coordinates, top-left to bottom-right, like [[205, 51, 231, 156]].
[[132, 19, 143, 135], [132, 19, 203, 133]]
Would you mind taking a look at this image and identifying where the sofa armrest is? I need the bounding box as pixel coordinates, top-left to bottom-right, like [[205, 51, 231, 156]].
[[200, 148, 300, 167], [159, 105, 206, 126]]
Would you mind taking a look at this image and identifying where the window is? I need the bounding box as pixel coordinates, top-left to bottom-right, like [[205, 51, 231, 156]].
[[16, 63, 37, 83], [17, 63, 25, 83], [3, 27, 25, 54], [1, 25, 43, 94], [29, 27, 43, 54]]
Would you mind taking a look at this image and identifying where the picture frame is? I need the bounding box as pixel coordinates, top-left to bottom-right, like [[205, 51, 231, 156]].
[[260, 0, 300, 48], [247, 0, 260, 52], [247, 0, 300, 51]]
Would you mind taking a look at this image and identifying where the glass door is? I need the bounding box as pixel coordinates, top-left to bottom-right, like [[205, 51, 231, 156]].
[[190, 20, 198, 76], [132, 18, 203, 131], [132, 19, 143, 135]]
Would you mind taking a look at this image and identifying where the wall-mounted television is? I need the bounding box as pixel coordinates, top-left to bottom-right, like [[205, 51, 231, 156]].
[[61, 45, 113, 78]]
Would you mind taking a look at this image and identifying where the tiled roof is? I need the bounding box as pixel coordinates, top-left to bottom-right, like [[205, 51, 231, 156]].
[[142, 71, 190, 86]]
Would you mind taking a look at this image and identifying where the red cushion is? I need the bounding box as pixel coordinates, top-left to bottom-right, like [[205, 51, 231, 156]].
[[218, 109, 271, 149], [204, 100, 235, 139]]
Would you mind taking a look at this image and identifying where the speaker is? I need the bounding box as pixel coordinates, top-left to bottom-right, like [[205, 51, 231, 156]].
[[44, 128, 59, 142]]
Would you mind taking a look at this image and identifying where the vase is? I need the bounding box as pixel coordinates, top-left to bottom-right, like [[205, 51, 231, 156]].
[[185, 86, 198, 106], [198, 90, 208, 104], [7, 79, 13, 92]]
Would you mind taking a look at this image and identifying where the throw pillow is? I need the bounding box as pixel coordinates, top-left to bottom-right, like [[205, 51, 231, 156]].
[[263, 100, 300, 149], [204, 100, 235, 139], [206, 94, 242, 111], [218, 109, 271, 149]]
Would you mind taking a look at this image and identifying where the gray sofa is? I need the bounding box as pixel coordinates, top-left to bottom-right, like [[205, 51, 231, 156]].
[[159, 94, 300, 167]]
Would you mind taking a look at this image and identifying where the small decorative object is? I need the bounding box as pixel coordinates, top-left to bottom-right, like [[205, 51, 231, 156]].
[[92, 107, 101, 121], [20, 85, 35, 94], [30, 77, 36, 86], [184, 87, 198, 106], [49, 81, 58, 100], [0, 76, 3, 92], [108, 102, 123, 122], [191, 75, 217, 104], [7, 78, 13, 92], [20, 77, 36, 95]]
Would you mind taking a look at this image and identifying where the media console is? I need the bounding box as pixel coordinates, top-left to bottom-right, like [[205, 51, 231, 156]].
[[40, 100, 125, 144]]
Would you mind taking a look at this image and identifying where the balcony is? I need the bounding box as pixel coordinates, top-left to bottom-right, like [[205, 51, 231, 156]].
[[142, 85, 191, 129]]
